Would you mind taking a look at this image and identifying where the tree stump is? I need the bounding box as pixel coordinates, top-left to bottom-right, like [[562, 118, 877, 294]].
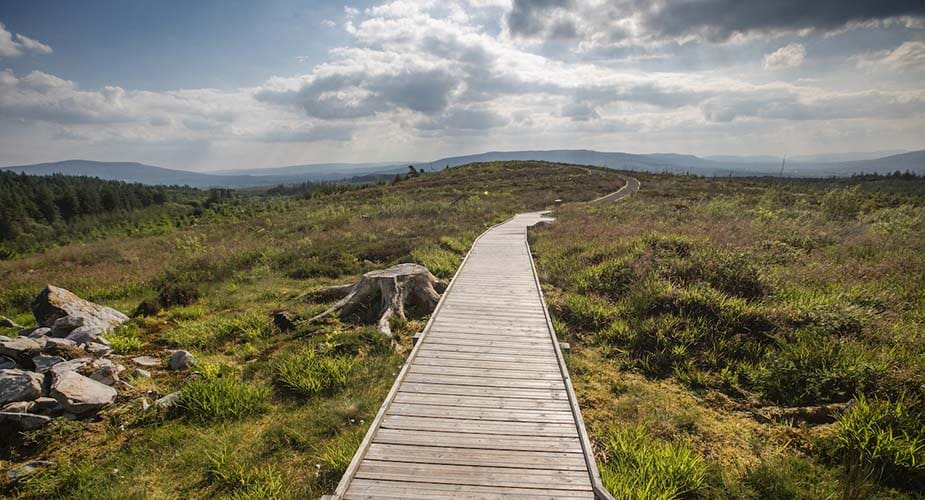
[[309, 263, 442, 337]]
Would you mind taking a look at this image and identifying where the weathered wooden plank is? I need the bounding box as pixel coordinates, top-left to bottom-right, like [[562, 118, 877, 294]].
[[392, 392, 572, 410], [381, 415, 579, 437], [345, 479, 594, 499], [399, 382, 567, 400], [411, 356, 558, 372], [404, 372, 563, 390], [386, 402, 575, 422], [364, 443, 587, 470], [355, 460, 592, 490], [420, 343, 554, 358], [408, 364, 562, 381]]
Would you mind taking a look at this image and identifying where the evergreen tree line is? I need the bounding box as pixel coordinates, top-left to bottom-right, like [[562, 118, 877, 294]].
[[0, 172, 200, 242]]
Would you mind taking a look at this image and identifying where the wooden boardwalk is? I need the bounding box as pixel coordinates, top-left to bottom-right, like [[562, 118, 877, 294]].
[[330, 211, 612, 499]]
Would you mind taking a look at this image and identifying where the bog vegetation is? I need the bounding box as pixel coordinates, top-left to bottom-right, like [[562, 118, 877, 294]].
[[531, 173, 925, 498], [0, 161, 624, 498]]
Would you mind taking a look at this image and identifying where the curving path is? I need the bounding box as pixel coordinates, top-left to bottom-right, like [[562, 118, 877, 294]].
[[328, 175, 638, 499]]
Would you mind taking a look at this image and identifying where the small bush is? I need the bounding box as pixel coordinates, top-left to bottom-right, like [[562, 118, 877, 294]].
[[177, 372, 269, 423], [157, 282, 200, 307], [830, 396, 925, 488], [665, 247, 766, 299], [133, 298, 162, 317], [207, 447, 288, 499], [576, 257, 636, 300], [559, 293, 620, 332], [821, 186, 865, 220], [599, 425, 707, 500], [751, 335, 885, 406], [273, 348, 356, 397], [106, 324, 144, 354], [411, 245, 460, 279], [741, 455, 841, 499]]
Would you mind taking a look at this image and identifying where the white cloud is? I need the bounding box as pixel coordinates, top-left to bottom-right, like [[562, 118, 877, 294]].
[[322, 19, 337, 28], [857, 41, 925, 70], [0, 22, 52, 57], [763, 43, 806, 70]]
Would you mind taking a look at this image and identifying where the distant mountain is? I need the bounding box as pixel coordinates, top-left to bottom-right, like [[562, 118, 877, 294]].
[[818, 150, 925, 175], [405, 150, 778, 176], [4, 149, 923, 188], [0, 160, 269, 188], [213, 161, 404, 180]]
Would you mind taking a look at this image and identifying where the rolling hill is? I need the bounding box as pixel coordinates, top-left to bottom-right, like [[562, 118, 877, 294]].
[[3, 150, 923, 187]]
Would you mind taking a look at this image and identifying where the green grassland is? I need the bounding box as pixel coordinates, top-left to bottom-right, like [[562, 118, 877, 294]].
[[0, 162, 625, 499], [531, 173, 925, 498]]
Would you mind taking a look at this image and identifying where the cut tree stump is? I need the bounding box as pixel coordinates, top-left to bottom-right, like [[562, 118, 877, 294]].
[[309, 263, 442, 337]]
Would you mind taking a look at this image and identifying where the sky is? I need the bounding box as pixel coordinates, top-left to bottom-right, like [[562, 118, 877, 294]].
[[0, 0, 923, 171]]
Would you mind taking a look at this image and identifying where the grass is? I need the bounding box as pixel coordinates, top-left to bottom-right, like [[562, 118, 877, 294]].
[[273, 348, 356, 397], [532, 172, 925, 497], [599, 424, 708, 500], [177, 371, 269, 423], [0, 161, 625, 498]]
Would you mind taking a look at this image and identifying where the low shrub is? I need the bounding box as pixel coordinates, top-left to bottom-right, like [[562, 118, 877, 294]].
[[740, 455, 841, 499], [157, 282, 200, 307], [829, 396, 925, 488], [207, 447, 288, 499], [106, 324, 144, 354], [177, 372, 269, 423], [411, 245, 460, 279], [599, 425, 707, 500], [751, 335, 886, 406], [273, 348, 356, 397]]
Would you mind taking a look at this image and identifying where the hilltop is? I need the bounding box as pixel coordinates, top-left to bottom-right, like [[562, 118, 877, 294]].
[[5, 149, 924, 188]]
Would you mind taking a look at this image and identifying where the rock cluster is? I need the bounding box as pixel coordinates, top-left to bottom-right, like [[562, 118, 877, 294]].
[[0, 285, 129, 430]]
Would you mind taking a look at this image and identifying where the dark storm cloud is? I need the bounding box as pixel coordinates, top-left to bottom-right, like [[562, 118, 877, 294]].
[[507, 0, 925, 43], [646, 0, 925, 42], [255, 68, 459, 119], [507, 0, 574, 36]]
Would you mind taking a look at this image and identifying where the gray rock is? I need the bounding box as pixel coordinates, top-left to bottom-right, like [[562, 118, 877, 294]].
[[0, 369, 44, 405], [0, 335, 9, 341], [48, 357, 92, 376], [1, 400, 35, 413], [5, 461, 55, 483], [131, 368, 151, 379], [50, 370, 117, 414], [131, 355, 160, 367], [43, 337, 79, 350], [0, 337, 42, 363], [32, 396, 60, 414], [65, 326, 105, 346], [32, 354, 66, 373], [154, 391, 180, 409], [168, 350, 196, 371], [87, 359, 125, 386], [51, 315, 86, 337], [0, 316, 23, 329], [26, 327, 51, 339], [32, 285, 129, 333], [0, 356, 17, 369], [0, 411, 52, 430], [86, 343, 113, 356]]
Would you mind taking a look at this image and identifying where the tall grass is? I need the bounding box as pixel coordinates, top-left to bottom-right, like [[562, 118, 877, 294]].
[[831, 396, 925, 488], [599, 425, 707, 500], [273, 348, 356, 397], [177, 372, 269, 423]]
